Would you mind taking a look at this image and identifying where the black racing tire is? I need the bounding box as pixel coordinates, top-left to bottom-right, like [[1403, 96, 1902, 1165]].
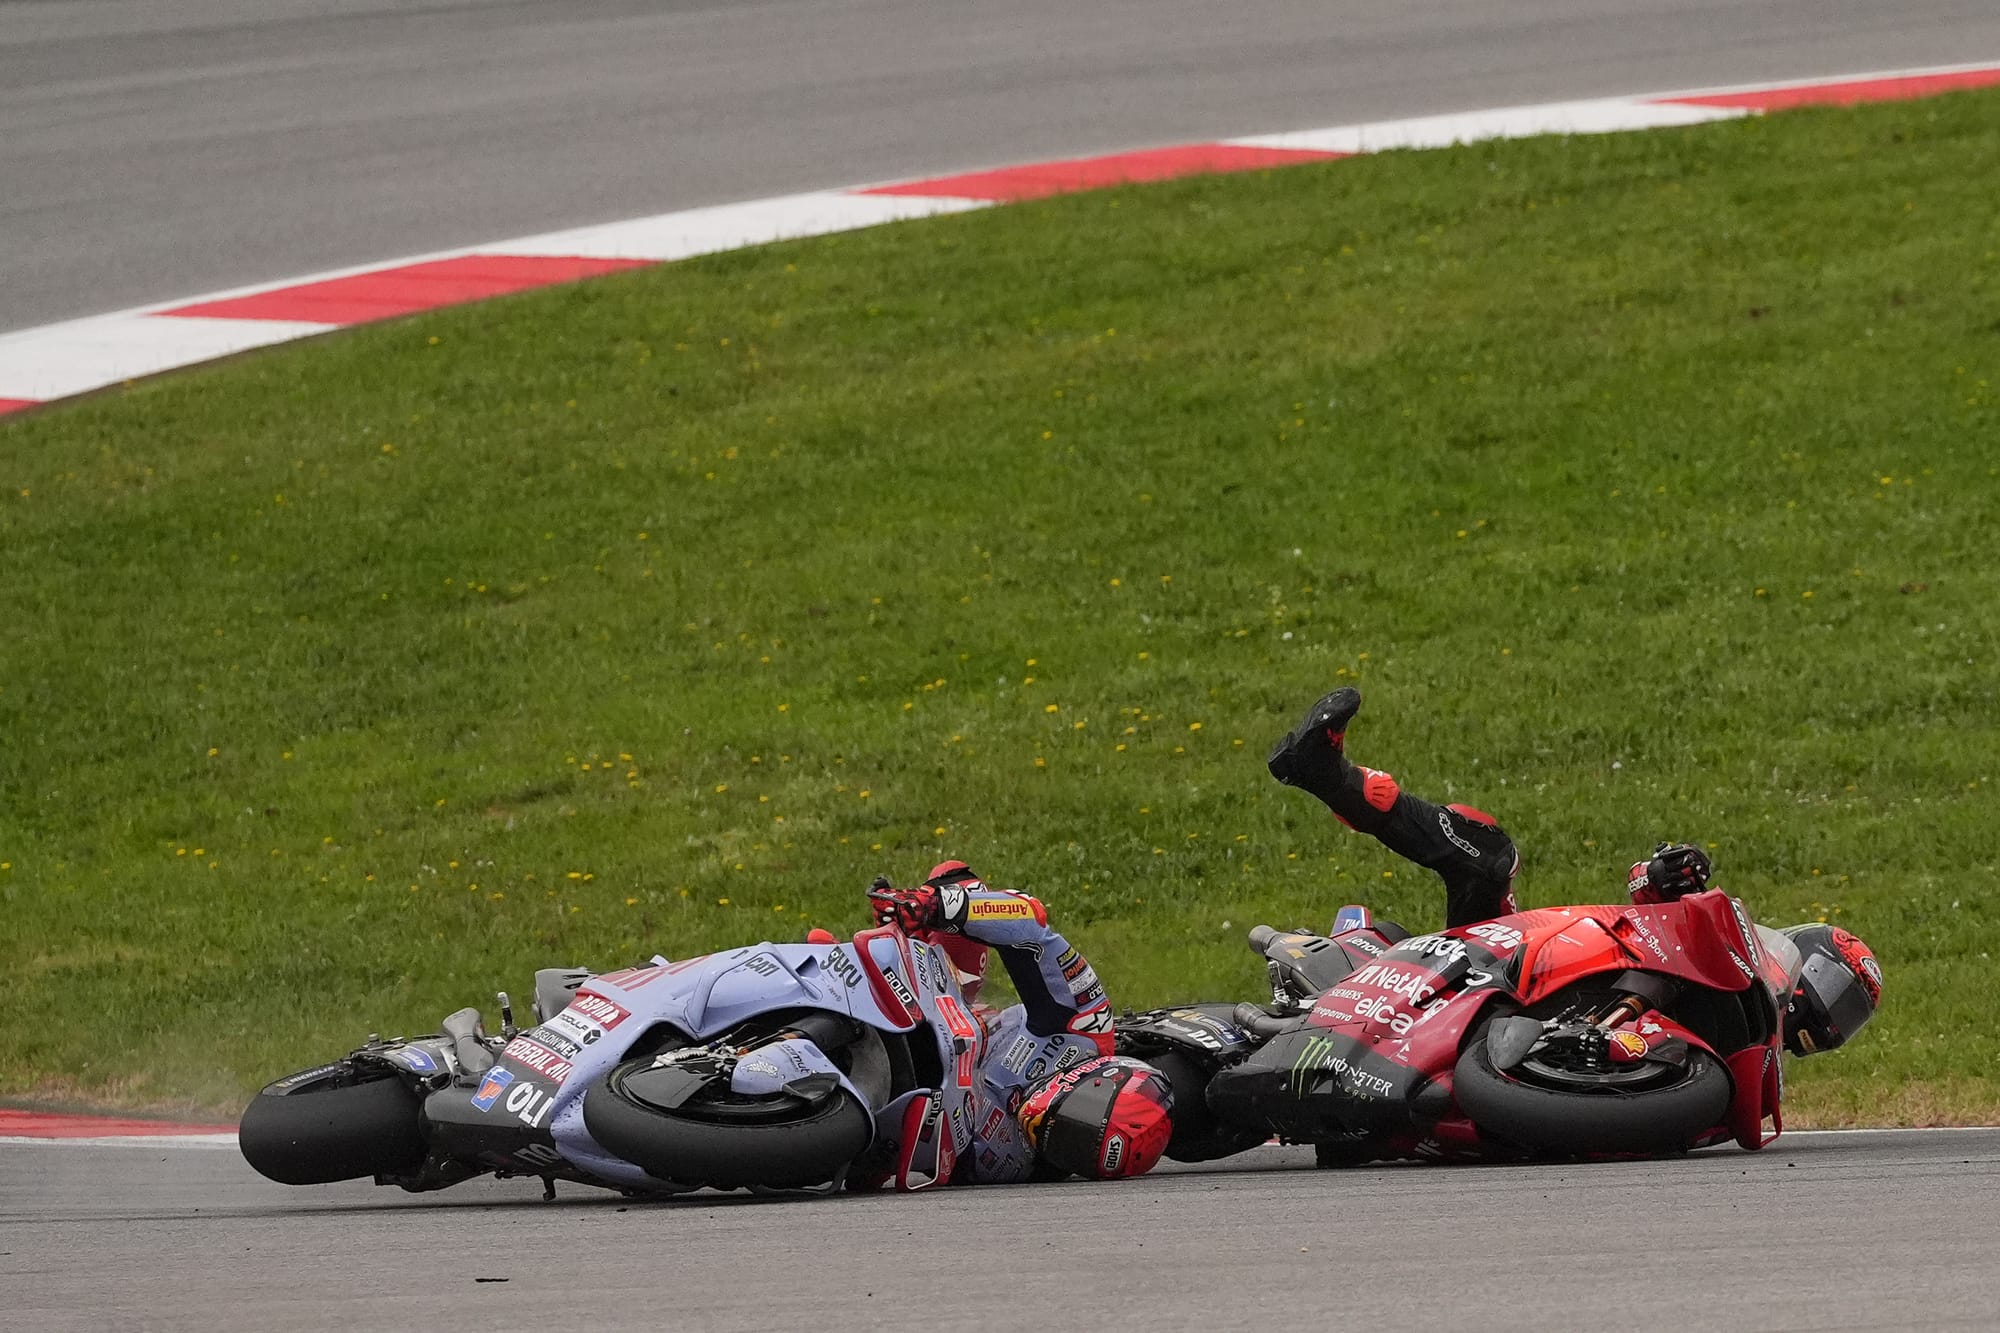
[[583, 1058, 871, 1189], [239, 1065, 427, 1185], [1153, 1051, 1262, 1164], [1453, 1038, 1733, 1157]]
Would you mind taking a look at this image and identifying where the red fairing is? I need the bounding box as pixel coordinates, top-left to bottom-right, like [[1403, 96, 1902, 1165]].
[[851, 926, 924, 1028], [1725, 1040, 1784, 1149]]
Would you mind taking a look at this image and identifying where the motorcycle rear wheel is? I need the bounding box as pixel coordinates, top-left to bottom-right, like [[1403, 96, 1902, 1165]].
[[239, 1065, 427, 1185], [1453, 1038, 1732, 1157], [583, 1057, 871, 1189]]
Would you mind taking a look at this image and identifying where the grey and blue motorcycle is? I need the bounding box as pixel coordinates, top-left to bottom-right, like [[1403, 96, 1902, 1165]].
[[239, 913, 981, 1197]]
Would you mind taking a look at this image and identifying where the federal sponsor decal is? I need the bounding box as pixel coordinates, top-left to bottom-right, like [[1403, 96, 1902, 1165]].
[[471, 1066, 515, 1112], [501, 1037, 573, 1084], [386, 1047, 437, 1073], [568, 991, 632, 1030]]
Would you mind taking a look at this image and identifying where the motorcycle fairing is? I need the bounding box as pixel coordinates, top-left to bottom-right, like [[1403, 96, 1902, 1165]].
[[495, 941, 942, 1188], [1206, 1021, 1426, 1140]]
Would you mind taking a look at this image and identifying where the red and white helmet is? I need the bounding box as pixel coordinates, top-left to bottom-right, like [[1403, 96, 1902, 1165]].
[[1017, 1055, 1174, 1180], [1780, 924, 1882, 1055]]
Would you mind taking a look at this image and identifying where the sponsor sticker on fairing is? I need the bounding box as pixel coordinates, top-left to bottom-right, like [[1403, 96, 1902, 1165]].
[[502, 1037, 573, 1084], [883, 967, 920, 1012], [567, 991, 631, 1029], [471, 1066, 514, 1112]]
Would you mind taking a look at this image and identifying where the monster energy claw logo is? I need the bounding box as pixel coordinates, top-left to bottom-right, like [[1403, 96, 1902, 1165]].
[[1290, 1036, 1337, 1097], [1289, 1035, 1394, 1100]]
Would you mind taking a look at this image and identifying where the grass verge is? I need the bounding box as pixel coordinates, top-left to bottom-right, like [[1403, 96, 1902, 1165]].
[[3, 90, 1997, 1124]]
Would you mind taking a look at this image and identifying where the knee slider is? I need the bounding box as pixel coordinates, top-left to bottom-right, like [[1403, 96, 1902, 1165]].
[[1360, 767, 1401, 813]]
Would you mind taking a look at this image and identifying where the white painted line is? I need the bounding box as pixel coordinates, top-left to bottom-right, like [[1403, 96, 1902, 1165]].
[[469, 190, 990, 262], [3, 60, 1995, 416], [0, 313, 334, 401], [1245, 1124, 2000, 1150], [1638, 56, 2000, 100], [1227, 97, 1742, 155], [0, 1133, 240, 1148]]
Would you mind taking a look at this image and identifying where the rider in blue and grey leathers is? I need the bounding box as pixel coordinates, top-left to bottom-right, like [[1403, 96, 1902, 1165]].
[[867, 860, 1144, 1184]]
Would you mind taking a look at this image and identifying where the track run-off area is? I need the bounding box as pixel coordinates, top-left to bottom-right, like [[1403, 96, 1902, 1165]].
[[3, 1128, 1998, 1331]]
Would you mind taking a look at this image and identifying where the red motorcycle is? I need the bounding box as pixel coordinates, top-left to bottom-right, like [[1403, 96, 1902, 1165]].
[[1115, 890, 1800, 1165]]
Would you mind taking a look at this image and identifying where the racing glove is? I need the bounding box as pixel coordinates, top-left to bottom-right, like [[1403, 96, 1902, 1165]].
[[866, 862, 983, 934], [1628, 841, 1714, 904]]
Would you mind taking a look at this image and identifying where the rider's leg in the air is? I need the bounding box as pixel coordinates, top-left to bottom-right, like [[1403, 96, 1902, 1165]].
[[1267, 687, 1521, 928]]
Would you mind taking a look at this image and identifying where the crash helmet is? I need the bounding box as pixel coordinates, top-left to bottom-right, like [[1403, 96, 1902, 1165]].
[[1780, 924, 1882, 1055], [1017, 1055, 1174, 1180], [1628, 841, 1714, 904]]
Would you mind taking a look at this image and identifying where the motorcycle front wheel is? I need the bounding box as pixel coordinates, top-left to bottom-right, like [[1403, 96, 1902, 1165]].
[[1453, 1038, 1733, 1157], [239, 1063, 427, 1185], [583, 1057, 871, 1189]]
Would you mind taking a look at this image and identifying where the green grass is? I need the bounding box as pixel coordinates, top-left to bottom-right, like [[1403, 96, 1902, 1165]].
[[3, 90, 1997, 1125]]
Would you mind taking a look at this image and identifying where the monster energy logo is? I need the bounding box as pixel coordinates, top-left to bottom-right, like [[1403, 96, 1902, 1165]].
[[1290, 1036, 1337, 1097], [1288, 1036, 1394, 1100]]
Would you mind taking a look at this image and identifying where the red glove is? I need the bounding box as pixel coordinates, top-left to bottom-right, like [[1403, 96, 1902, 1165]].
[[867, 881, 942, 933]]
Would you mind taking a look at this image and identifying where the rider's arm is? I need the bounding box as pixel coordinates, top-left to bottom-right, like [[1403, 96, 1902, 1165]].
[[924, 869, 1108, 1047]]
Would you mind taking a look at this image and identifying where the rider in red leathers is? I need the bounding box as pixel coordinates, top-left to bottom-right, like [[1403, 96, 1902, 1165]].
[[1265, 686, 1882, 1056]]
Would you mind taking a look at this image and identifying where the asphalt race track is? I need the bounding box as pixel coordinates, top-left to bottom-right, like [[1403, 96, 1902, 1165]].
[[2, 1129, 1995, 1330], [7, 0, 2000, 332]]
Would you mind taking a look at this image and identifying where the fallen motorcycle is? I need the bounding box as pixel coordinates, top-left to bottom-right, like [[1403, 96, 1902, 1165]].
[[239, 910, 983, 1197], [1117, 891, 1803, 1165]]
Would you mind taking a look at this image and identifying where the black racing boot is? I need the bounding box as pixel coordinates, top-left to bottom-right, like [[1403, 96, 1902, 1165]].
[[1266, 686, 1363, 801]]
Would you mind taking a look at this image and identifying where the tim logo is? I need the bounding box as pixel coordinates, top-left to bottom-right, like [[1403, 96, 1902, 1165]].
[[471, 1067, 514, 1112]]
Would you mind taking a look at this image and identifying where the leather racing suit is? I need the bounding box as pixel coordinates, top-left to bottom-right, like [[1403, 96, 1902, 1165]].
[[908, 876, 1115, 1185]]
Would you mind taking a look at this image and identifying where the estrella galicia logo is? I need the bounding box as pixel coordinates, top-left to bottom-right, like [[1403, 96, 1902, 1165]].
[[471, 1066, 514, 1112]]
